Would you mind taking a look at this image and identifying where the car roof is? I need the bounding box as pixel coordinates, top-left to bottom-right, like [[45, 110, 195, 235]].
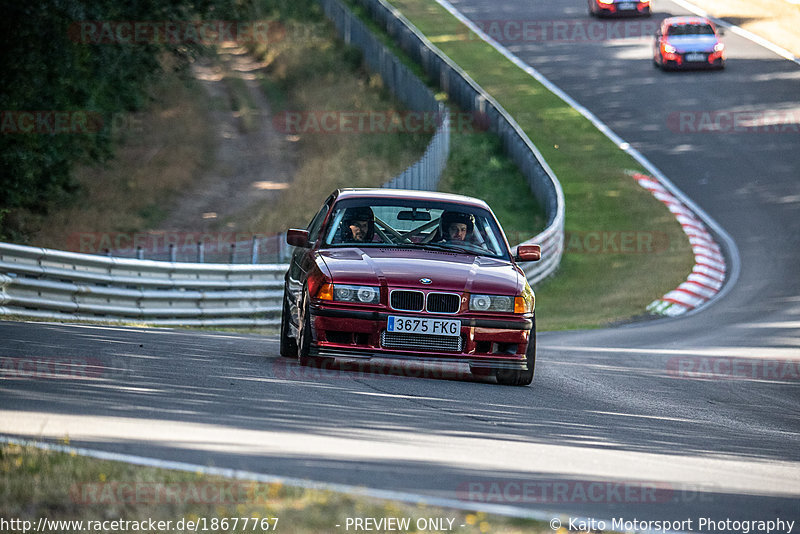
[[663, 16, 714, 26], [333, 188, 491, 210]]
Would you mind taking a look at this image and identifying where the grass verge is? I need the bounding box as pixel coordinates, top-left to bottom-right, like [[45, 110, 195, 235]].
[[1, 442, 551, 534], [385, 0, 695, 330]]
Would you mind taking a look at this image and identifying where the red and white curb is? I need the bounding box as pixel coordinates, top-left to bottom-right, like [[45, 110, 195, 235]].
[[629, 171, 727, 317]]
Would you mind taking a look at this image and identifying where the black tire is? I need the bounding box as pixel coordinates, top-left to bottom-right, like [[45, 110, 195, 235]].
[[297, 291, 335, 368], [279, 289, 298, 358], [496, 316, 536, 386]]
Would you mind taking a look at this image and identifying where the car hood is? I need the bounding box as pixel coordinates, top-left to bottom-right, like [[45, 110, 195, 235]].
[[667, 35, 719, 52], [318, 247, 526, 295]]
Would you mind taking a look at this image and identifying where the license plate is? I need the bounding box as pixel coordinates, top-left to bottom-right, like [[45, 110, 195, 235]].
[[387, 316, 461, 336], [686, 53, 706, 62], [618, 2, 636, 9]]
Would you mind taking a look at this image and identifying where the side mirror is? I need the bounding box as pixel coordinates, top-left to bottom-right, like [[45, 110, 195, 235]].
[[515, 244, 541, 262], [286, 228, 310, 248]]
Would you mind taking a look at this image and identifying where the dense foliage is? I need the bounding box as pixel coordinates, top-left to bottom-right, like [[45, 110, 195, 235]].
[[0, 0, 266, 216]]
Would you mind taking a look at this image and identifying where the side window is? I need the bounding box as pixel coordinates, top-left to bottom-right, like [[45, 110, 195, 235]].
[[306, 200, 332, 244]]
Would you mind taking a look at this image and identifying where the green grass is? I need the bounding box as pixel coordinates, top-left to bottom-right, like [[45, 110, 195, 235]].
[[440, 122, 546, 239], [1, 442, 552, 534], [385, 0, 695, 330]]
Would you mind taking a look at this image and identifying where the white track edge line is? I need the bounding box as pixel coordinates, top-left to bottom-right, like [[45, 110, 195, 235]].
[[0, 435, 556, 522], [432, 0, 741, 316], [2, 434, 691, 534], [2, 434, 697, 534]]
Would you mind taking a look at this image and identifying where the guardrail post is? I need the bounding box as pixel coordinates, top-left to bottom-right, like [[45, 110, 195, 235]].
[[197, 241, 204, 263], [229, 243, 236, 263], [251, 237, 259, 264], [169, 244, 176, 262], [136, 246, 144, 260]]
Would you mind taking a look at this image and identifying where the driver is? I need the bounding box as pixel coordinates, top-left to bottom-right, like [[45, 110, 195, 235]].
[[440, 211, 474, 242], [341, 206, 375, 242]]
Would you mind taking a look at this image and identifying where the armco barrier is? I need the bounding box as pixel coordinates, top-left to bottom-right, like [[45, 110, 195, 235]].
[[0, 243, 285, 326], [352, 0, 565, 284]]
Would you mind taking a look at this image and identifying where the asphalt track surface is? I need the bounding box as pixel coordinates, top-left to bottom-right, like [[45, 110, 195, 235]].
[[2, 0, 799, 530]]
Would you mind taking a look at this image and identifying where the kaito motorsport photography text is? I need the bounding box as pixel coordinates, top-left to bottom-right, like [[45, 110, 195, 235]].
[[560, 517, 795, 533]]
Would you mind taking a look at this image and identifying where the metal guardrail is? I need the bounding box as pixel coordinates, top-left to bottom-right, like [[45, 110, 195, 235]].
[[0, 243, 285, 326], [353, 0, 565, 285]]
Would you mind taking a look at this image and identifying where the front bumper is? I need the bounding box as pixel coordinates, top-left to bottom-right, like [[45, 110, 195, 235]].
[[661, 51, 725, 69], [308, 305, 533, 371]]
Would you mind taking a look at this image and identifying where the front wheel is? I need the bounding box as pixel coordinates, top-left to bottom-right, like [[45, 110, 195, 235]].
[[297, 292, 335, 368], [279, 289, 298, 358], [496, 317, 536, 386]]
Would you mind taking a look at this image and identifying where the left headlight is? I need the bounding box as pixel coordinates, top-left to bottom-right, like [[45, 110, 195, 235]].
[[469, 294, 518, 313], [331, 284, 380, 304], [469, 288, 534, 313]]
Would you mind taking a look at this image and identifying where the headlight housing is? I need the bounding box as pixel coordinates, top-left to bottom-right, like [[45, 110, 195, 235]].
[[329, 284, 380, 304], [469, 289, 535, 314], [470, 294, 514, 312]]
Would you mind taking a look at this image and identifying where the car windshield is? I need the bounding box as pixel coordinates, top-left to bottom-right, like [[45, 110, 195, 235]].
[[666, 23, 715, 37], [322, 198, 510, 260]]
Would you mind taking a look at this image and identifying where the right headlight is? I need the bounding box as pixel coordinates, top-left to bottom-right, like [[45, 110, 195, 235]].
[[332, 284, 380, 304]]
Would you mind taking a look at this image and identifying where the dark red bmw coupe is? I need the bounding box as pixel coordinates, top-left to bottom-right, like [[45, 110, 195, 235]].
[[280, 189, 542, 386]]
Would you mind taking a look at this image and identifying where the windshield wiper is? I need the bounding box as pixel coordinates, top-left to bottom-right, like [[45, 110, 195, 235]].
[[417, 242, 472, 254]]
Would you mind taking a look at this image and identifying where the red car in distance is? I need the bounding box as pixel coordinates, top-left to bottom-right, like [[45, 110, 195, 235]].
[[588, 0, 651, 17], [654, 16, 726, 70], [280, 189, 541, 386]]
